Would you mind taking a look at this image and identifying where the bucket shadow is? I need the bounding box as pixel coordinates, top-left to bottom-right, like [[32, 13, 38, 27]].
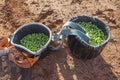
[[32, 46, 118, 80], [55, 47, 118, 80]]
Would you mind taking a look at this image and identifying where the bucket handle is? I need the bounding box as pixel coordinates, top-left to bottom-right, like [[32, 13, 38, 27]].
[[64, 21, 86, 33], [49, 21, 90, 51]]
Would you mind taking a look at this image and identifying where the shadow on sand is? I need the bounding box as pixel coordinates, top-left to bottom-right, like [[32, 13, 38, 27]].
[[32, 46, 118, 80]]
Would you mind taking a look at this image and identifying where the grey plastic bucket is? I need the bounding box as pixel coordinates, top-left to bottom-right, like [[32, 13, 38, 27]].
[[10, 22, 52, 57], [67, 15, 110, 59]]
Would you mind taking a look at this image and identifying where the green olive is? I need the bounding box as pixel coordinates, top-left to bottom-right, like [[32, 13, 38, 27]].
[[77, 22, 107, 46], [20, 33, 49, 52]]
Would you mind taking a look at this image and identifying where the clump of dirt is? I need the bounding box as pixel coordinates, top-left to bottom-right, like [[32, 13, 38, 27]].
[[0, 0, 120, 80]]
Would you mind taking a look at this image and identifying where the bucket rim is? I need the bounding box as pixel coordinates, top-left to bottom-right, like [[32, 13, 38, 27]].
[[10, 22, 52, 55], [68, 15, 111, 48]]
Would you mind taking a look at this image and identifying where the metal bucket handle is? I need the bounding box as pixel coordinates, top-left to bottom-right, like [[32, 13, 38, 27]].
[[49, 21, 90, 51]]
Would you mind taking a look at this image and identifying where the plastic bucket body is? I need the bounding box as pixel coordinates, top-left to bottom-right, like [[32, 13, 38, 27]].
[[10, 22, 52, 57], [67, 15, 110, 59]]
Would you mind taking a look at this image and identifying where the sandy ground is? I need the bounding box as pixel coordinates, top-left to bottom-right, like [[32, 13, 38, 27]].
[[0, 0, 120, 80]]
